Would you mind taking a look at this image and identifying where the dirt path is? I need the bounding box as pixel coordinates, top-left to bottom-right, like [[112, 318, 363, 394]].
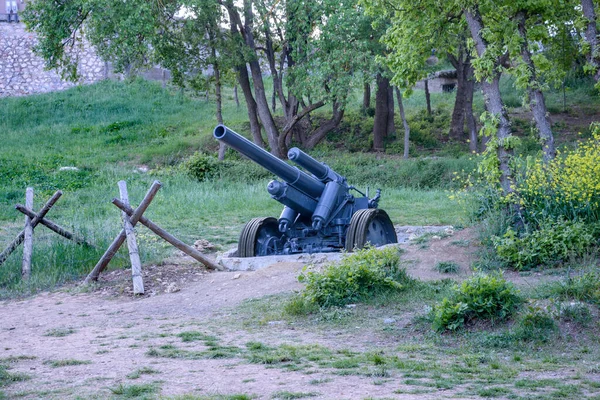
[[0, 228, 563, 399]]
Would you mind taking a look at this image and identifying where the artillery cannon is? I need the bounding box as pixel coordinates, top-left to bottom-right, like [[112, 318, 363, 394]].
[[213, 125, 397, 257]]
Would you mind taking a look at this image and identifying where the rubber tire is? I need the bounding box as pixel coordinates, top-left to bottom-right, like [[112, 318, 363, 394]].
[[345, 209, 397, 252], [237, 217, 279, 257]]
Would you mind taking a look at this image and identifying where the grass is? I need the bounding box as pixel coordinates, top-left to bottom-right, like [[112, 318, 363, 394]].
[[126, 367, 161, 380], [43, 359, 91, 368], [271, 392, 319, 399], [43, 327, 76, 337], [110, 382, 159, 398], [434, 261, 460, 274]]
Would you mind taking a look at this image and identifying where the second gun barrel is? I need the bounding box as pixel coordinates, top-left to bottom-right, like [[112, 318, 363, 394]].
[[214, 125, 324, 198]]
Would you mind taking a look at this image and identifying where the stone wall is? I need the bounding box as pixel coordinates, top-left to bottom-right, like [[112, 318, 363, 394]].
[[0, 23, 107, 97]]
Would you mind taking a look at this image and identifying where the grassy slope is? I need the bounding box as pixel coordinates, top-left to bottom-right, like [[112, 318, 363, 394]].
[[0, 79, 470, 296]]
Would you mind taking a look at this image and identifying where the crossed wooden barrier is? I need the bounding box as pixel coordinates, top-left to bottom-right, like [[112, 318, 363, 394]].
[[1, 180, 223, 294], [0, 189, 93, 278]]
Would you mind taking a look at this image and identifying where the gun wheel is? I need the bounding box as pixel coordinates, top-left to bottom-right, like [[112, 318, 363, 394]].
[[345, 209, 397, 252], [238, 217, 281, 257]]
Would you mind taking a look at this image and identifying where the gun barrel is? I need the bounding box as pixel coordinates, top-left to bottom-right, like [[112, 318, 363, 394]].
[[214, 125, 324, 198], [288, 147, 341, 183]]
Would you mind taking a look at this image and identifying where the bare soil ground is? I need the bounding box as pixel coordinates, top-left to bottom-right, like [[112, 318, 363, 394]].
[[0, 228, 583, 399]]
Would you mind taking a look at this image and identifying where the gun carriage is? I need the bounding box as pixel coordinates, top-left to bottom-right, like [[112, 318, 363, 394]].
[[213, 125, 397, 257]]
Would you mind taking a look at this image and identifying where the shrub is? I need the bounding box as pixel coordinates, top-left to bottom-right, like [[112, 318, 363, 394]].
[[493, 219, 597, 270], [297, 247, 410, 308], [431, 271, 522, 331], [183, 152, 219, 181], [518, 124, 600, 224]]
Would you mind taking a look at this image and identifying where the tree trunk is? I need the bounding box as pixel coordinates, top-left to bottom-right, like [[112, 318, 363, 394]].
[[465, 8, 516, 199], [213, 53, 226, 160], [386, 85, 395, 137], [305, 102, 345, 149], [240, 0, 282, 157], [449, 54, 466, 140], [236, 65, 264, 148], [464, 69, 478, 153], [516, 12, 556, 162], [582, 0, 600, 80], [234, 84, 240, 108], [395, 87, 411, 159], [363, 82, 371, 110], [227, 3, 263, 148], [424, 79, 432, 116], [373, 73, 389, 151]]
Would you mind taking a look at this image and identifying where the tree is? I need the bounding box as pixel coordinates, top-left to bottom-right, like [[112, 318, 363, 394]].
[[24, 0, 380, 158], [581, 0, 600, 81], [365, 1, 478, 151]]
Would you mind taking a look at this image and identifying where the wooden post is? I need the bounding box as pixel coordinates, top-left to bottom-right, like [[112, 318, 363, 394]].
[[15, 205, 93, 247], [84, 181, 162, 283], [112, 199, 224, 271], [21, 188, 33, 280], [118, 181, 144, 295], [0, 191, 62, 267]]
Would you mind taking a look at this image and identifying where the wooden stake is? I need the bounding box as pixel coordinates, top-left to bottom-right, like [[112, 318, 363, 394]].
[[118, 181, 144, 295], [15, 205, 93, 247], [0, 191, 62, 267], [112, 199, 224, 271], [21, 188, 33, 280], [84, 181, 162, 284]]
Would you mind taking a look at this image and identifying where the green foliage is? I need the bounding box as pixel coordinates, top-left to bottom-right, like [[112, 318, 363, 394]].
[[518, 127, 600, 224], [493, 219, 597, 270], [515, 306, 557, 341], [480, 306, 557, 347], [109, 383, 158, 398], [546, 272, 600, 305], [0, 364, 29, 387], [297, 247, 410, 308], [184, 153, 220, 182], [431, 271, 522, 331], [435, 261, 460, 274], [43, 359, 91, 368], [558, 302, 592, 325]]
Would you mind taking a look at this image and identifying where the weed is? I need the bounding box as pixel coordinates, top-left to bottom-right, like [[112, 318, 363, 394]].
[[476, 386, 511, 397], [308, 378, 332, 385], [110, 383, 158, 398], [434, 261, 460, 274], [177, 331, 218, 343], [44, 327, 76, 337], [545, 271, 600, 305], [43, 359, 91, 368], [296, 247, 411, 308], [431, 271, 522, 331], [558, 302, 592, 325], [0, 364, 30, 387], [271, 391, 319, 399], [493, 219, 597, 270], [127, 367, 161, 379]]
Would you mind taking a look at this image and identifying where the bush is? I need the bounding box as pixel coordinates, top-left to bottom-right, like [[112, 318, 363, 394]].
[[431, 271, 522, 331], [518, 124, 600, 224], [184, 152, 219, 181], [493, 219, 597, 270], [297, 247, 410, 308]]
